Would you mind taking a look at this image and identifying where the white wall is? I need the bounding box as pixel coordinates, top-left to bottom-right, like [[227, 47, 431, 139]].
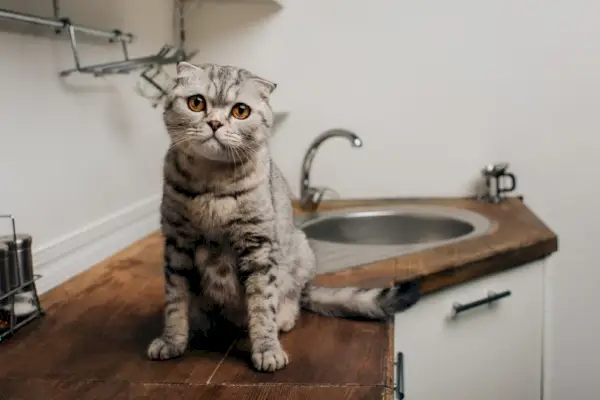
[[186, 1, 600, 399], [0, 0, 172, 291]]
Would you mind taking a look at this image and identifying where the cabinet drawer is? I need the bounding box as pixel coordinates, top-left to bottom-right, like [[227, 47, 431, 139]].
[[393, 260, 545, 400]]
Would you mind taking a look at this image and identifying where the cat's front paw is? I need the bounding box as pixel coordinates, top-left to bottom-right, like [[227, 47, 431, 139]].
[[147, 337, 186, 360], [251, 345, 289, 372]]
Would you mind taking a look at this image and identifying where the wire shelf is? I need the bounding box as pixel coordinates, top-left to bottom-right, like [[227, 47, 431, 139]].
[[0, 0, 198, 102]]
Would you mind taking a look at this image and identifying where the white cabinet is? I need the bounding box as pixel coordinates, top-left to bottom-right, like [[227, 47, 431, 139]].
[[393, 259, 546, 400]]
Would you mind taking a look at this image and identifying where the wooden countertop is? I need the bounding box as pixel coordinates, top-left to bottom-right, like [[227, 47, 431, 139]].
[[0, 197, 557, 400]]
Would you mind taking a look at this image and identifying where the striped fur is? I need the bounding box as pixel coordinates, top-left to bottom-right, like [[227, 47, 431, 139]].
[[300, 281, 421, 319], [147, 62, 421, 372]]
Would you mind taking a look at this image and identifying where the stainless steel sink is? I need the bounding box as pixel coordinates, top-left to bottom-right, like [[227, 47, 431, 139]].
[[301, 210, 476, 246], [295, 205, 493, 275]]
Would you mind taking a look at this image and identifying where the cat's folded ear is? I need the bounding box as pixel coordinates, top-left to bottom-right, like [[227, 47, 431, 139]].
[[176, 61, 200, 77], [250, 76, 277, 96]]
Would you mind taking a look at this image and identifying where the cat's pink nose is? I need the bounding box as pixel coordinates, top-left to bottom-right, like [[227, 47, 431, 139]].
[[207, 120, 223, 132]]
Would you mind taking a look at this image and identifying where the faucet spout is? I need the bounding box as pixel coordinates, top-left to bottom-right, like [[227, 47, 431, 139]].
[[299, 128, 363, 212]]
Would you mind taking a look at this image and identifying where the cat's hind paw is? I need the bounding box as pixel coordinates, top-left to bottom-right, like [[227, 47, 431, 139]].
[[278, 318, 297, 333]]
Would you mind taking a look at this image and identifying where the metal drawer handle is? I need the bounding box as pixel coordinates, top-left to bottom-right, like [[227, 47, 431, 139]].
[[450, 290, 511, 318], [395, 351, 405, 399]]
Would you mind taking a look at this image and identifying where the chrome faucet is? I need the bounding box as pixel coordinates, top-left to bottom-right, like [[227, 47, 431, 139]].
[[299, 128, 363, 211]]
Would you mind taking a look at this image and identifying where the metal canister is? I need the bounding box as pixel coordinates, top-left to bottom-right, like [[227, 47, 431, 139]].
[[0, 234, 34, 292], [0, 243, 9, 301]]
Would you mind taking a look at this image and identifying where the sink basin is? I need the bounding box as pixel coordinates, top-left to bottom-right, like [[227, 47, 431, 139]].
[[295, 205, 493, 275], [301, 210, 475, 246]]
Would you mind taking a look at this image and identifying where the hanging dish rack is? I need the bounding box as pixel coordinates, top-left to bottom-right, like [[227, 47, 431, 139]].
[[0, 0, 198, 106]]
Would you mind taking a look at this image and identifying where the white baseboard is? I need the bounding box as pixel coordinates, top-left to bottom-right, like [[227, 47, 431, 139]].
[[33, 195, 161, 294]]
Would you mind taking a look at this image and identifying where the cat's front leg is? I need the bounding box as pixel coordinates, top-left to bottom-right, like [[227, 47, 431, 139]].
[[244, 270, 288, 372], [235, 237, 288, 372], [147, 236, 194, 361]]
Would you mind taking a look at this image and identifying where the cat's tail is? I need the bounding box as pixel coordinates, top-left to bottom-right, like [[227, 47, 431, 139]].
[[299, 280, 421, 320]]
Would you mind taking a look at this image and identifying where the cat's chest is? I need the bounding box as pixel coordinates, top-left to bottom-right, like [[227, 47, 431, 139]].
[[185, 194, 239, 231]]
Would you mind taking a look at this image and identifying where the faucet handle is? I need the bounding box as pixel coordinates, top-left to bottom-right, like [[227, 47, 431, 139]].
[[313, 186, 339, 203], [301, 186, 338, 211]]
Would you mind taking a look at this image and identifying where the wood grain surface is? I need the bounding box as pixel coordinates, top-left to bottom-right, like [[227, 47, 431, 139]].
[[0, 196, 557, 399]]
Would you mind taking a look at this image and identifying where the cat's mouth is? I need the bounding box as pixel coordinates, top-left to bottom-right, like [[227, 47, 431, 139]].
[[192, 135, 234, 163], [199, 135, 226, 149]]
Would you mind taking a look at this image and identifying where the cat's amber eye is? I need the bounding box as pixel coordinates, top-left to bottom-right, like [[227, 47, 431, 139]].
[[187, 95, 206, 112], [231, 103, 251, 120]]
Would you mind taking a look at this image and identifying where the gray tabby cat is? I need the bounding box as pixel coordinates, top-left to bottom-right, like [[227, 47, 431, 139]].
[[147, 61, 421, 372]]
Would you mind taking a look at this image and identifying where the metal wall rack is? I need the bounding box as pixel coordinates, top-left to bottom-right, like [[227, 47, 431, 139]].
[[0, 215, 45, 342], [0, 0, 198, 105]]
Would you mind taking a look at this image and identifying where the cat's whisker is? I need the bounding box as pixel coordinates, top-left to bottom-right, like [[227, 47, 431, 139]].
[[238, 144, 259, 165], [228, 146, 240, 175], [237, 146, 253, 166], [235, 148, 247, 176], [235, 146, 254, 167], [232, 145, 252, 176], [168, 138, 192, 153], [168, 134, 200, 153]]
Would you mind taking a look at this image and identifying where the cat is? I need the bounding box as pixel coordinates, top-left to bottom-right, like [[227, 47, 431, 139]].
[[147, 61, 421, 372]]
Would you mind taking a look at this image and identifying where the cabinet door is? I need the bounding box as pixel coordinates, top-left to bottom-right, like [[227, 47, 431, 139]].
[[393, 260, 545, 400]]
